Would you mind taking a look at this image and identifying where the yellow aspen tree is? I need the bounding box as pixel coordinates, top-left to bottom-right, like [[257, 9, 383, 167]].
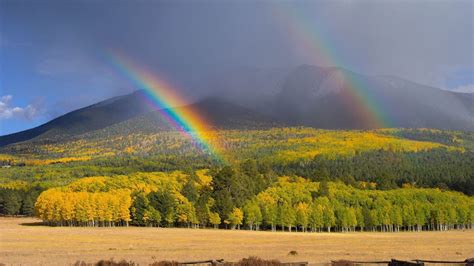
[[118, 190, 132, 226], [60, 192, 75, 226], [86, 193, 97, 226], [295, 202, 309, 232], [34, 191, 49, 222], [209, 212, 221, 229], [109, 194, 120, 226], [228, 207, 243, 230], [96, 193, 108, 226], [75, 192, 88, 226], [103, 194, 114, 226], [51, 191, 63, 225]]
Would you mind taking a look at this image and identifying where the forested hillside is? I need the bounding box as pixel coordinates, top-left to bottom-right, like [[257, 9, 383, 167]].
[[1, 128, 472, 192], [0, 127, 473, 232], [0, 127, 463, 162]]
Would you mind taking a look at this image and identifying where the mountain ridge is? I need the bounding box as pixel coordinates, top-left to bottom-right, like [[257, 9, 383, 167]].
[[1, 64, 473, 147]]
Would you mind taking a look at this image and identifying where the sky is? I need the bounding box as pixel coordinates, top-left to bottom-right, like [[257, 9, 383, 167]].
[[0, 0, 473, 135]]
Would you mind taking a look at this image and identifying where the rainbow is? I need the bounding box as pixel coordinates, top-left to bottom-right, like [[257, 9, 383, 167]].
[[271, 4, 389, 128], [105, 50, 225, 162]]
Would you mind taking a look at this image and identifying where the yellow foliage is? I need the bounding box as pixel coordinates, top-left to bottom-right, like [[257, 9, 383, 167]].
[[21, 156, 92, 166], [0, 180, 29, 190], [3, 127, 463, 165], [195, 169, 212, 189], [35, 188, 132, 226]]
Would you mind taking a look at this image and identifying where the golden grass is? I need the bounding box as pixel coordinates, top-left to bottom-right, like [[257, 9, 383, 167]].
[[0, 217, 473, 265]]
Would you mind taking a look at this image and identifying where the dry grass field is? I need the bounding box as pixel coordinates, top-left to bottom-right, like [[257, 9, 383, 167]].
[[1, 217, 473, 265]]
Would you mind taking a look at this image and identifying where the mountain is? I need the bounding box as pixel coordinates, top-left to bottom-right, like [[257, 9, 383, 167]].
[[0, 92, 279, 147], [274, 65, 474, 130], [85, 97, 281, 137], [195, 64, 473, 130], [1, 64, 472, 147], [179, 97, 280, 129]]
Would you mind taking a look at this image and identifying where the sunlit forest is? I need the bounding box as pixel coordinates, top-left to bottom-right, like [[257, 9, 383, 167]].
[[0, 128, 473, 232]]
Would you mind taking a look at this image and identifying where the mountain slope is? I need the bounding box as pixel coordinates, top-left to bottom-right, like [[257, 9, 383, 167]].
[[0, 92, 280, 147], [85, 97, 282, 138], [0, 91, 155, 146]]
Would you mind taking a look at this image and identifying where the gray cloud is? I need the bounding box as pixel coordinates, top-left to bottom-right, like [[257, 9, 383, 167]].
[[0, 0, 472, 120], [289, 0, 473, 89], [36, 47, 109, 76], [35, 47, 134, 117]]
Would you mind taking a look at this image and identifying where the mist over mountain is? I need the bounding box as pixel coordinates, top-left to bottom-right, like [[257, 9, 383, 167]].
[[273, 65, 474, 130], [196, 64, 473, 130], [0, 64, 472, 147], [196, 66, 291, 116]]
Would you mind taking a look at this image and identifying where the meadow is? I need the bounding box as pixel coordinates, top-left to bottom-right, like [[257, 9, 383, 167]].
[[1, 217, 473, 265]]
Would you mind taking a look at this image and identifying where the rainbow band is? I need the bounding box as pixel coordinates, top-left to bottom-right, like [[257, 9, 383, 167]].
[[106, 51, 225, 162], [271, 4, 389, 128]]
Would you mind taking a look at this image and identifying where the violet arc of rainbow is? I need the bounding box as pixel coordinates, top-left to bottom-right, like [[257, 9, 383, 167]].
[[105, 51, 225, 161], [271, 3, 390, 128]]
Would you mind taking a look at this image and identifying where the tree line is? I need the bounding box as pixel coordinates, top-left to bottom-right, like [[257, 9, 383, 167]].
[[245, 178, 473, 232], [29, 167, 474, 232], [0, 186, 43, 216]]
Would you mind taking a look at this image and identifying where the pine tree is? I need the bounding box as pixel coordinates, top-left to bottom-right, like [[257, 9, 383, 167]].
[[131, 193, 150, 226], [148, 190, 177, 227], [319, 181, 330, 197], [21, 195, 35, 216], [3, 191, 21, 215]]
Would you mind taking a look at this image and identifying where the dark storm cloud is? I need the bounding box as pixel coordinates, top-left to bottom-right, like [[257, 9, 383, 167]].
[[0, 0, 472, 129]]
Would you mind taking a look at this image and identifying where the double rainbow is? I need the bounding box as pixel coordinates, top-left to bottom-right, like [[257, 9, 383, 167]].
[[271, 4, 389, 128], [106, 51, 225, 161]]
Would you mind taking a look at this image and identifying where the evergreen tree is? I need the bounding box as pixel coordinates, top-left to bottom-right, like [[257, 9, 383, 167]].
[[4, 191, 21, 215], [131, 193, 150, 226], [319, 180, 330, 197], [181, 176, 199, 203], [148, 190, 176, 227], [21, 195, 35, 216]]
